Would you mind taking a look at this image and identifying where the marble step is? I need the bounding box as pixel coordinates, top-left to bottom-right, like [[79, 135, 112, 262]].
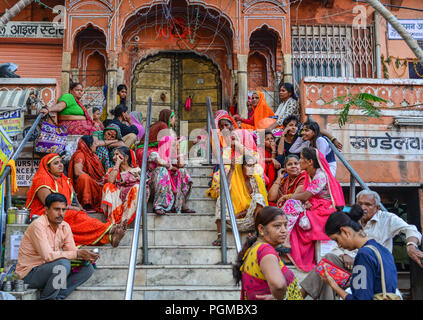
[[80, 245, 238, 266], [185, 165, 214, 176], [114, 227, 247, 247], [68, 285, 240, 300], [189, 175, 212, 187], [88, 212, 217, 229], [82, 265, 235, 287]]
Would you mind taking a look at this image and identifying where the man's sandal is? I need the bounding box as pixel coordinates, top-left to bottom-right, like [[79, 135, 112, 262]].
[[212, 233, 222, 246]]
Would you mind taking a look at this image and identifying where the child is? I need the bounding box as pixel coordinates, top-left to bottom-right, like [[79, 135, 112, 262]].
[[264, 130, 281, 190]]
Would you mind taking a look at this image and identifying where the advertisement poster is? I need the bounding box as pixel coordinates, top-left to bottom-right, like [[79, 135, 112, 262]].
[[0, 109, 23, 136], [0, 126, 14, 176], [16, 159, 40, 187]]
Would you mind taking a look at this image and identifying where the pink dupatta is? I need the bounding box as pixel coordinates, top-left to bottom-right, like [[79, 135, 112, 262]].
[[289, 149, 344, 272]]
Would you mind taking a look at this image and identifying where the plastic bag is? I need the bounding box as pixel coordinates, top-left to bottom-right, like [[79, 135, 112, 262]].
[[299, 212, 311, 231]]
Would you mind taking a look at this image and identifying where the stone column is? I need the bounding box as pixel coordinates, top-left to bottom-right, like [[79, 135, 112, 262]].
[[106, 52, 118, 118], [283, 54, 293, 84], [61, 51, 72, 95], [237, 54, 248, 118], [71, 68, 79, 83]]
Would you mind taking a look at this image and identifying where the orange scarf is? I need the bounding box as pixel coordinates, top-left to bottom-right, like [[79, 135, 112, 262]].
[[241, 91, 274, 130]]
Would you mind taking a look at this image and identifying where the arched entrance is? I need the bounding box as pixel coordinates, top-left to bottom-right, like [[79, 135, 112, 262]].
[[131, 52, 222, 135]]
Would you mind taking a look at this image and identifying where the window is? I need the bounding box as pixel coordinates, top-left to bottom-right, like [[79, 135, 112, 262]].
[[292, 25, 376, 91]]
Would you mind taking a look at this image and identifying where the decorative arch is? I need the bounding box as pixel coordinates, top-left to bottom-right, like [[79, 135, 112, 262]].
[[248, 23, 282, 43], [243, 0, 288, 13], [71, 22, 109, 52], [69, 0, 113, 11]]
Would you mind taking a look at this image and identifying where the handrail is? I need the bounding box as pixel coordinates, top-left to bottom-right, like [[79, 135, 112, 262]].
[[124, 98, 152, 300], [324, 136, 387, 212], [206, 97, 242, 257], [0, 113, 43, 187]]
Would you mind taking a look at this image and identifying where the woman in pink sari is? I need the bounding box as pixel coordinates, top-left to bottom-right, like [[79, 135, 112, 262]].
[[279, 147, 345, 272]]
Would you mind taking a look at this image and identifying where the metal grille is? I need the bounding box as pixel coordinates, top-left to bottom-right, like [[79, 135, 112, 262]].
[[292, 25, 375, 91]]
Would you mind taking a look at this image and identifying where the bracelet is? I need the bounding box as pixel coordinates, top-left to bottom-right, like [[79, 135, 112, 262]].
[[406, 242, 418, 249], [331, 137, 337, 142]]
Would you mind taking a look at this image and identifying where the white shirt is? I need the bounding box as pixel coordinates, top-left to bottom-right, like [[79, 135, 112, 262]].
[[331, 210, 422, 258]]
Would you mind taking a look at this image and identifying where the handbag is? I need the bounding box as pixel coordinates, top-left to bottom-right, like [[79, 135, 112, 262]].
[[365, 245, 402, 300], [298, 212, 311, 231], [315, 258, 351, 288], [34, 113, 67, 154]]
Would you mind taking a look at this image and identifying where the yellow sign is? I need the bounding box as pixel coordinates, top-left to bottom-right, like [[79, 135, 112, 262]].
[[0, 110, 23, 135], [0, 126, 14, 176]]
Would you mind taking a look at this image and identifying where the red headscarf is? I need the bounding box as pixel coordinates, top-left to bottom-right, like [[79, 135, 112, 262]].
[[25, 154, 73, 218]]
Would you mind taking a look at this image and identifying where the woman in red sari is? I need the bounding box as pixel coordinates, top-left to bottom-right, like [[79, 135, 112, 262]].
[[68, 135, 104, 212], [25, 154, 127, 247], [278, 147, 345, 272]]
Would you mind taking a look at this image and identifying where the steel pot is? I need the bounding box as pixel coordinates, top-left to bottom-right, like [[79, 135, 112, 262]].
[[15, 209, 30, 225]]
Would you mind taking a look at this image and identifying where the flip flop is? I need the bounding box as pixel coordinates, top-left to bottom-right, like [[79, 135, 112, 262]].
[[181, 208, 196, 213], [154, 209, 166, 216]]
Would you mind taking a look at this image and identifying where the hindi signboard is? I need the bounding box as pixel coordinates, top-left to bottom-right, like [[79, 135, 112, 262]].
[[0, 21, 64, 39], [387, 20, 423, 40], [328, 124, 423, 162]]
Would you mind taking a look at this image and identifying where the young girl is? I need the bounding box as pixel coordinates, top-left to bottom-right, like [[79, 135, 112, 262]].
[[264, 131, 281, 190], [289, 121, 337, 177], [321, 205, 400, 300]]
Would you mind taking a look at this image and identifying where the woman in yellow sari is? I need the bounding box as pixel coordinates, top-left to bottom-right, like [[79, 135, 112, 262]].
[[211, 138, 268, 246]]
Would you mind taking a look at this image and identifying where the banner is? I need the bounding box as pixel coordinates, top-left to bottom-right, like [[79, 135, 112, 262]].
[[0, 126, 14, 176], [0, 109, 23, 136], [16, 159, 40, 187], [388, 20, 423, 40]]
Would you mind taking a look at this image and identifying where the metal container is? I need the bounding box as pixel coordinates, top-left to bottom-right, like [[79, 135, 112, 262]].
[[7, 207, 18, 224], [15, 209, 30, 225], [2, 280, 12, 292], [14, 280, 25, 292]]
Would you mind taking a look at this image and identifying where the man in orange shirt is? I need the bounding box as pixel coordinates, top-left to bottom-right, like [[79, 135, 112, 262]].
[[16, 193, 99, 300]]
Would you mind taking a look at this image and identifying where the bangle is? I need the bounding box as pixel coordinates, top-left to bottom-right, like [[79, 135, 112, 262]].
[[407, 242, 418, 249], [331, 137, 336, 142]]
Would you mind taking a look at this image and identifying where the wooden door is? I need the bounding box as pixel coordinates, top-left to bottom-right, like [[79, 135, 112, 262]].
[[132, 52, 221, 138]]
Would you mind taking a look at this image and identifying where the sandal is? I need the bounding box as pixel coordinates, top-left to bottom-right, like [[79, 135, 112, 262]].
[[212, 233, 222, 246]]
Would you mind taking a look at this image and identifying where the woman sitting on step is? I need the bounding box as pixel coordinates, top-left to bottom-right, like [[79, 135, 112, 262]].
[[102, 146, 144, 227], [68, 135, 105, 213], [233, 206, 303, 300], [211, 137, 268, 246], [92, 124, 126, 171], [137, 109, 194, 215], [25, 153, 126, 247]]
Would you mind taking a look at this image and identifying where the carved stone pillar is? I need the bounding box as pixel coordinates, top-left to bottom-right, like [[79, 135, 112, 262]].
[[106, 52, 118, 118], [61, 51, 72, 95], [237, 54, 248, 118], [283, 54, 293, 84]]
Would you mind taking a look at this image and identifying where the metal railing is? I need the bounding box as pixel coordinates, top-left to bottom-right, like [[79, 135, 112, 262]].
[[324, 136, 387, 212], [0, 113, 44, 211], [124, 97, 152, 300], [205, 97, 242, 261]]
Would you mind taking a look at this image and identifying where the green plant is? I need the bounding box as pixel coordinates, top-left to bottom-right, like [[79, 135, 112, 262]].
[[326, 93, 386, 128]]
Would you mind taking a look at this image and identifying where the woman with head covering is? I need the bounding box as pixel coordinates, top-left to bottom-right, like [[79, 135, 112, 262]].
[[102, 146, 144, 227], [92, 123, 126, 171], [25, 154, 127, 247], [137, 109, 194, 215], [129, 111, 145, 142], [109, 105, 139, 148], [279, 147, 345, 272], [68, 135, 105, 212], [233, 91, 275, 130]]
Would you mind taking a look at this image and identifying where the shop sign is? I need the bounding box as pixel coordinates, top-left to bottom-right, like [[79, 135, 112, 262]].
[[388, 20, 423, 40]]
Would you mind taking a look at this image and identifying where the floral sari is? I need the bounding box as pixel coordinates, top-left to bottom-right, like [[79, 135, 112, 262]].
[[147, 135, 192, 212], [284, 149, 345, 272], [25, 154, 116, 246], [240, 242, 303, 300], [68, 138, 105, 212], [102, 166, 142, 226]]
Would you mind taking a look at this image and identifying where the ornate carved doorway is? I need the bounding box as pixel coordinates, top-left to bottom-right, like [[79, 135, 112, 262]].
[[131, 52, 221, 136]]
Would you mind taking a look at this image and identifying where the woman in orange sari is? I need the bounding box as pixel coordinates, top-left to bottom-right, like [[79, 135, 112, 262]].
[[25, 154, 126, 247], [68, 136, 104, 213], [234, 91, 275, 130]]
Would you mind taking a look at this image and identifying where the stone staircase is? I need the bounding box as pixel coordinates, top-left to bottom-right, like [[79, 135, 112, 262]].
[[68, 163, 243, 300]]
